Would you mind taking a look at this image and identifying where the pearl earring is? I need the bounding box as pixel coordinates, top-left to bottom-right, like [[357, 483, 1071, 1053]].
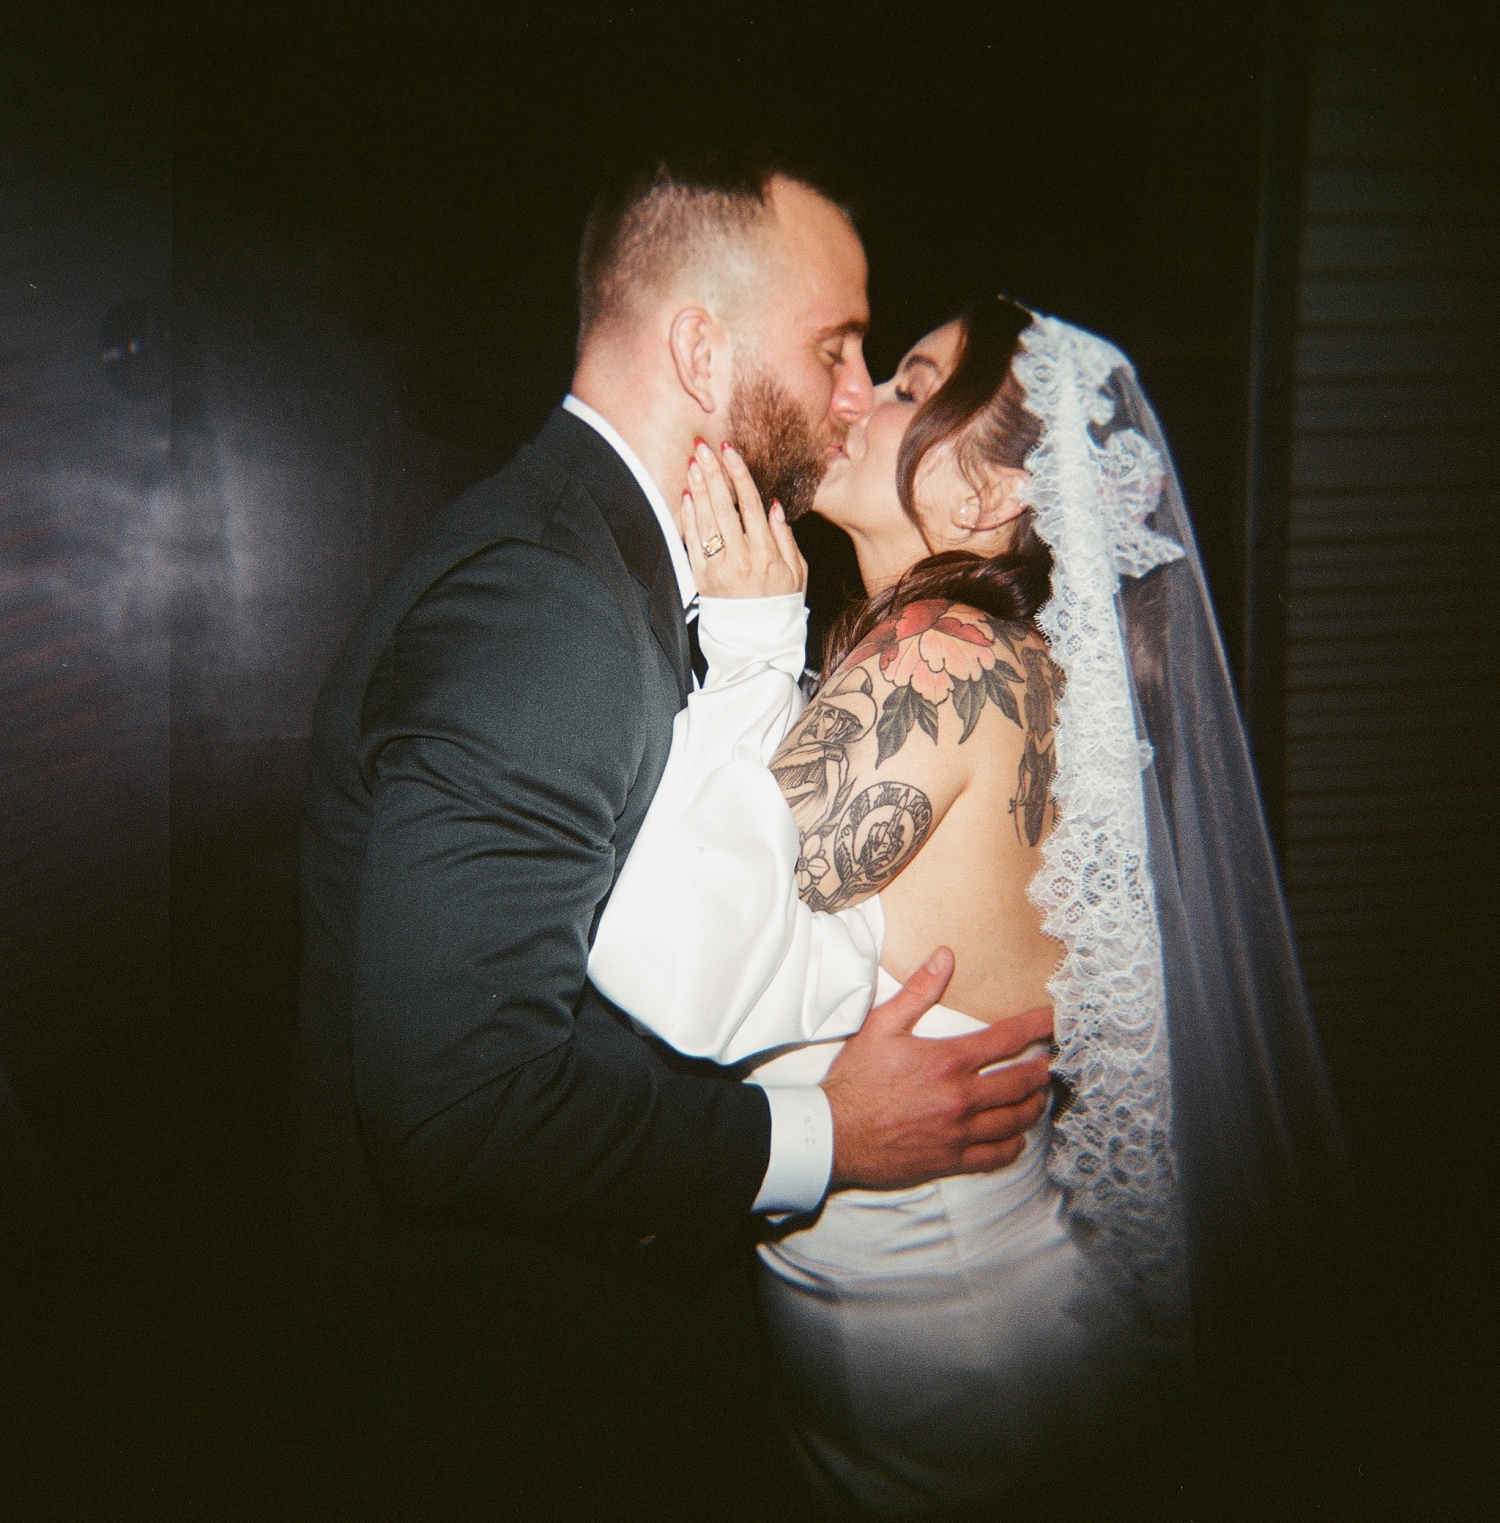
[[957, 501, 979, 529]]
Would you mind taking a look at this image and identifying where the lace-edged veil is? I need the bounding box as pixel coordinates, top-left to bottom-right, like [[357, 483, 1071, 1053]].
[[1014, 313, 1350, 1368]]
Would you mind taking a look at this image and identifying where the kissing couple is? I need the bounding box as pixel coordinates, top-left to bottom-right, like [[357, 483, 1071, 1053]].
[[298, 145, 1343, 1517]]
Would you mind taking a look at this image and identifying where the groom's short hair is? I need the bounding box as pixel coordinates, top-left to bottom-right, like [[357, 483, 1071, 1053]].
[[576, 143, 851, 354]]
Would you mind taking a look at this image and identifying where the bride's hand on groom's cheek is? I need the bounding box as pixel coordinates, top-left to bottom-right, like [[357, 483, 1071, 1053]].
[[682, 438, 807, 599]]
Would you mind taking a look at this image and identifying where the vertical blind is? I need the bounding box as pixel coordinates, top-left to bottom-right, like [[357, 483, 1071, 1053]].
[[1283, 5, 1499, 1126]]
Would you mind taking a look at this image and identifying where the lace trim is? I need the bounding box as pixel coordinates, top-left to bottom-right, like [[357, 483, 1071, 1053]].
[[1015, 316, 1190, 1344]]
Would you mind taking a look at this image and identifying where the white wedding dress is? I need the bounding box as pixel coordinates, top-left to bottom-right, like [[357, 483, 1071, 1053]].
[[592, 309, 1353, 1513], [589, 593, 1160, 1516], [752, 965, 1160, 1515]]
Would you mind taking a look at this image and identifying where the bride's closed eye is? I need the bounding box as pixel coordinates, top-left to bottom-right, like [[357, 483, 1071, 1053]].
[[894, 356, 944, 406]]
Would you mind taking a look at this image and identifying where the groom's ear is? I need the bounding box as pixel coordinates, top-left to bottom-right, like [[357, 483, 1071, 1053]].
[[668, 307, 723, 415]]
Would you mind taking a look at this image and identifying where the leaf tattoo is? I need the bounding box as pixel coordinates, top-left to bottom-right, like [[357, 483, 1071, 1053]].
[[990, 620, 1034, 660], [952, 677, 985, 743], [875, 684, 939, 765], [982, 664, 1021, 727]]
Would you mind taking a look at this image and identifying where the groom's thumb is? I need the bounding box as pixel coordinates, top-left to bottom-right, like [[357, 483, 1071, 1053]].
[[865, 946, 955, 1037]]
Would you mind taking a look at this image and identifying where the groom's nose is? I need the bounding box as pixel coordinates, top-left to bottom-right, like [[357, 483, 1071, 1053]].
[[831, 343, 875, 427]]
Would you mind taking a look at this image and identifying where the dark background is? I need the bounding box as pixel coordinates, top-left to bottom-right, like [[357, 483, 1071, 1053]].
[[2, 3, 1494, 1518]]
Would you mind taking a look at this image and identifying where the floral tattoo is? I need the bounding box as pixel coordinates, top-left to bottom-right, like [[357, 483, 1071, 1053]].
[[845, 601, 1041, 763], [772, 600, 1064, 908]]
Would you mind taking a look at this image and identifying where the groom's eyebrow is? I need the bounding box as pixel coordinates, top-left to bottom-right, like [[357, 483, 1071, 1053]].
[[817, 318, 869, 339]]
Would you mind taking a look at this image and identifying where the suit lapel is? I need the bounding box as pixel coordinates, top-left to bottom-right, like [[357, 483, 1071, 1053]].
[[534, 408, 691, 704]]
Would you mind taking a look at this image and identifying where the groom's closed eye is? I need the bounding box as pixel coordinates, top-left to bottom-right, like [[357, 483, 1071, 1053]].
[[816, 320, 870, 369]]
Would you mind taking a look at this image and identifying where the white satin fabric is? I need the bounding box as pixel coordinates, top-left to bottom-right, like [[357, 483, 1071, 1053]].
[[759, 976, 1154, 1518]]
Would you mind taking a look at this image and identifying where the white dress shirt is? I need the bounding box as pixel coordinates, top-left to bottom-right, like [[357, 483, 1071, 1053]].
[[562, 394, 835, 1215]]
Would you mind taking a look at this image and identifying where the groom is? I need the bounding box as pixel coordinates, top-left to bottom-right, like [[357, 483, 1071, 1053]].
[[296, 146, 1053, 1508]]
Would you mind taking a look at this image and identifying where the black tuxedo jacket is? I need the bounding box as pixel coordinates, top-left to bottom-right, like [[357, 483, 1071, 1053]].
[[295, 407, 773, 1294]]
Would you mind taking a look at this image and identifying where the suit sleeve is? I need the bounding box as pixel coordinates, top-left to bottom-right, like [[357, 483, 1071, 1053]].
[[350, 540, 771, 1263]]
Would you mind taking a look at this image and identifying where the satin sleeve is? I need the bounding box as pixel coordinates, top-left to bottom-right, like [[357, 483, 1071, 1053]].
[[588, 592, 882, 1067]]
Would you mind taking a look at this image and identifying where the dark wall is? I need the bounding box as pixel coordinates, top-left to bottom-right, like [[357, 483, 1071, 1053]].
[[22, 4, 1483, 1517], [5, 0, 1274, 1193], [1, 34, 170, 1202]]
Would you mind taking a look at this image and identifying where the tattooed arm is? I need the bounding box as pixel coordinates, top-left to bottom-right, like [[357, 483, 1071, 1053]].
[[771, 600, 1063, 913]]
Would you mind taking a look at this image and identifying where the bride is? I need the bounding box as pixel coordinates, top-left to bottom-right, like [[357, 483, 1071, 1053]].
[[589, 298, 1344, 1515]]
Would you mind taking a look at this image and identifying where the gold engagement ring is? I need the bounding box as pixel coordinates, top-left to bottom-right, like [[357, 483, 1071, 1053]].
[[701, 534, 726, 558]]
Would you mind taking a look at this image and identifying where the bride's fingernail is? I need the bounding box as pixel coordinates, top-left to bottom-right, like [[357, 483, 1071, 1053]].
[[721, 441, 736, 454]]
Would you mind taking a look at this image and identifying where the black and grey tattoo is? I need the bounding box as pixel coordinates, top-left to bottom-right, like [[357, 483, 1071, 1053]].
[[772, 600, 1065, 907], [794, 780, 935, 913], [772, 668, 935, 911], [1009, 646, 1064, 846], [771, 667, 879, 825]]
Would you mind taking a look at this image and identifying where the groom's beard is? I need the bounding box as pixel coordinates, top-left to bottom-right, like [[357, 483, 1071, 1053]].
[[727, 362, 842, 523]]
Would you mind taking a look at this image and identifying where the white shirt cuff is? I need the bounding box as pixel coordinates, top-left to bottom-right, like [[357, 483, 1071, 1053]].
[[747, 1081, 833, 1215]]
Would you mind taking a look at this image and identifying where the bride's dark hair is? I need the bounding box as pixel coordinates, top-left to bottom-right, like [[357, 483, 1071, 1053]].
[[821, 296, 1052, 676]]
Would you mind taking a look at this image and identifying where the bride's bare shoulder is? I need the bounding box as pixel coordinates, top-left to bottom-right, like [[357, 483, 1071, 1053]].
[[819, 598, 1058, 755], [769, 599, 1065, 910]]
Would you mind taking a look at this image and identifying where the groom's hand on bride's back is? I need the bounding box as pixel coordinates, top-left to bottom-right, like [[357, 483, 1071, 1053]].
[[820, 947, 1054, 1191]]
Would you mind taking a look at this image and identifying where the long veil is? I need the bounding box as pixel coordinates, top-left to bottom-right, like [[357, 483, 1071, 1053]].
[[1015, 313, 1351, 1372]]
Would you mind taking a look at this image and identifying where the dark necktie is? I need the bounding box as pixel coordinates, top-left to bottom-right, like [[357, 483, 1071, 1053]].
[[685, 596, 707, 687]]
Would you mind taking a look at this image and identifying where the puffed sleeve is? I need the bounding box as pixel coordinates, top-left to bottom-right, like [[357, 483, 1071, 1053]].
[[588, 592, 882, 1066]]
